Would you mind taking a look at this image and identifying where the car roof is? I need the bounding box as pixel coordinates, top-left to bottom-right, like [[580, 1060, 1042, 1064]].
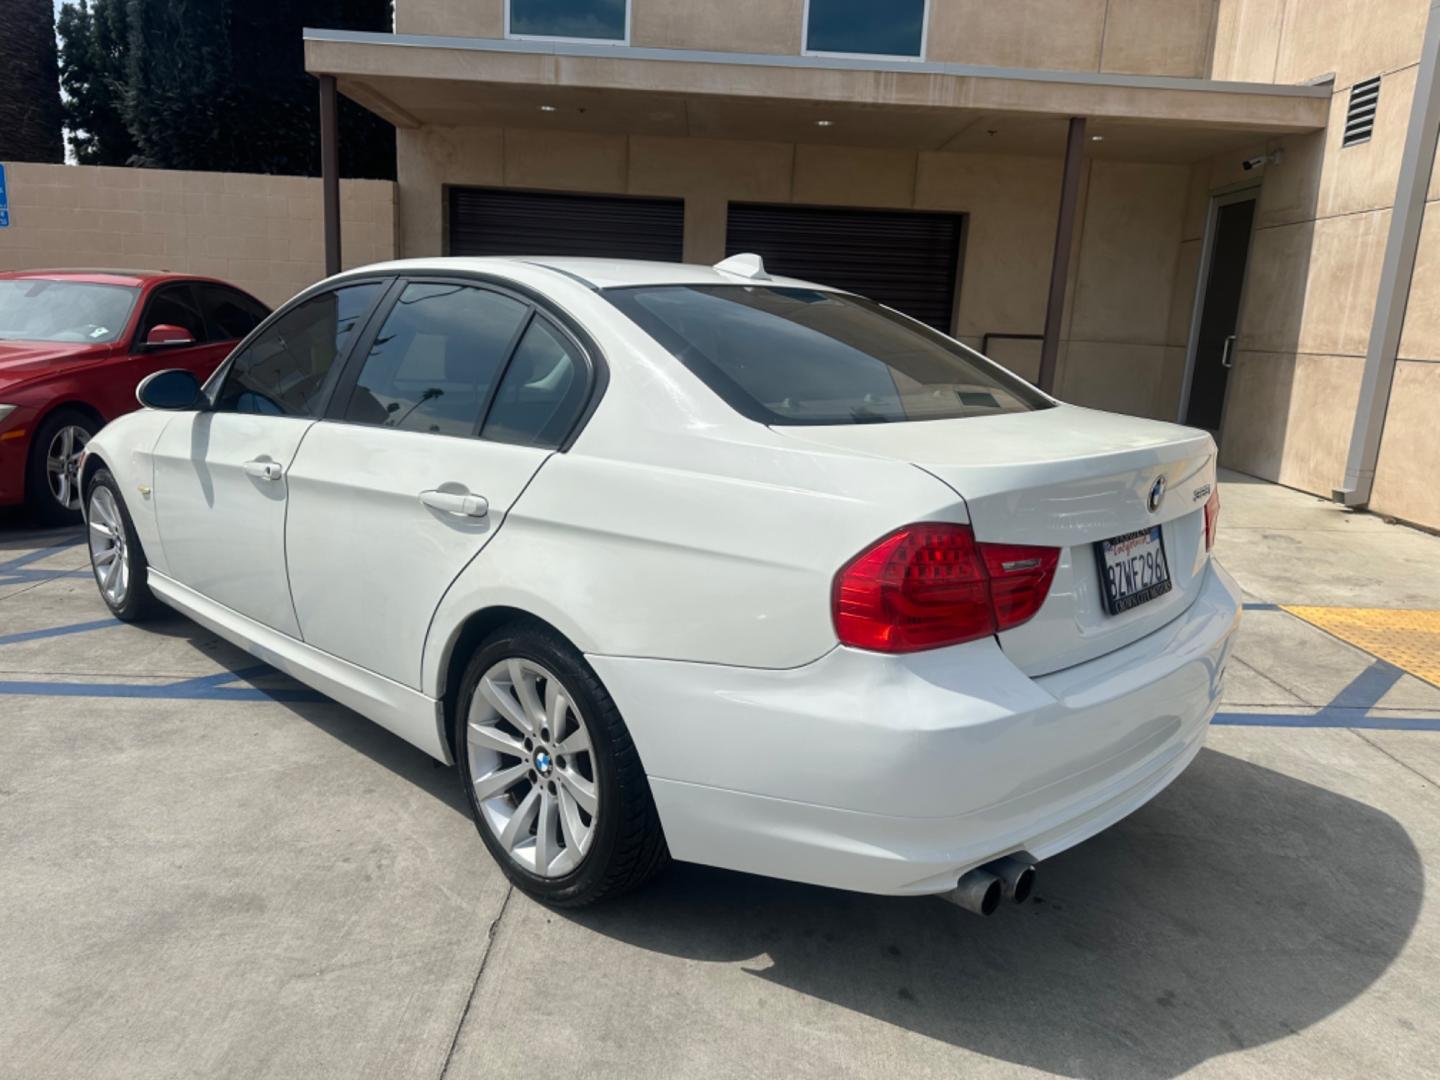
[[348, 256, 839, 293], [0, 268, 213, 287]]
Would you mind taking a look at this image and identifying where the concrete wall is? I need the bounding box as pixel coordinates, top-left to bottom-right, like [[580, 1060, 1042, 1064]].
[[0, 163, 397, 308], [1201, 0, 1437, 527], [397, 124, 1193, 419], [398, 0, 1221, 77]]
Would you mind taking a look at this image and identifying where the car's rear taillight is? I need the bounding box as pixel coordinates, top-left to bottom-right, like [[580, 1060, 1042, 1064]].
[[1204, 487, 1221, 552], [832, 524, 1059, 653]]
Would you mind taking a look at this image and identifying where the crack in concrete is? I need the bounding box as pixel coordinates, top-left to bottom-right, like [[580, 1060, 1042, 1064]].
[[438, 884, 515, 1080]]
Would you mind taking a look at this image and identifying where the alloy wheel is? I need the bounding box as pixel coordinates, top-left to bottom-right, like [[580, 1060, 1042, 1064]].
[[46, 425, 91, 511], [87, 485, 130, 609], [467, 657, 599, 878]]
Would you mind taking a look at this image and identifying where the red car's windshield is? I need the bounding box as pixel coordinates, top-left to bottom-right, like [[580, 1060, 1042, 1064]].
[[0, 279, 140, 345]]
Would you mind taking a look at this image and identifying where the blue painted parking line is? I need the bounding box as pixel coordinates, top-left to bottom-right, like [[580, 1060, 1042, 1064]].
[[0, 675, 326, 704], [0, 618, 120, 647], [1214, 712, 1440, 732]]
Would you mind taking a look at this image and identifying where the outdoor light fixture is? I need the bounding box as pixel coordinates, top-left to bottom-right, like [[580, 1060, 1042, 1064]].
[[539, 105, 558, 112], [1091, 134, 1105, 142], [815, 119, 834, 127]]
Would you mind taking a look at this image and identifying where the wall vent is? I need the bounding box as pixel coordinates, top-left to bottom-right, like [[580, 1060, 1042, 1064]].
[[1343, 76, 1381, 147]]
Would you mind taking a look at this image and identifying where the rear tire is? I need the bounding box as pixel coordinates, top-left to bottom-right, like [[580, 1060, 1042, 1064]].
[[27, 407, 96, 526], [457, 622, 668, 906], [85, 468, 161, 622]]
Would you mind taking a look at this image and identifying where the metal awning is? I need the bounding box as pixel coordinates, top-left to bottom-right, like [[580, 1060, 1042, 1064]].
[[304, 28, 1329, 162], [303, 29, 1331, 392]]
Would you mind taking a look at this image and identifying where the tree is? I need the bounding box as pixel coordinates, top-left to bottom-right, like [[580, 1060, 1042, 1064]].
[[57, 0, 395, 178], [57, 0, 137, 165], [0, 0, 65, 162]]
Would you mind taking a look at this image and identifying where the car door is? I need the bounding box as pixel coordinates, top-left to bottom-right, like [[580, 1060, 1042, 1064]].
[[283, 277, 595, 689], [150, 279, 387, 636]]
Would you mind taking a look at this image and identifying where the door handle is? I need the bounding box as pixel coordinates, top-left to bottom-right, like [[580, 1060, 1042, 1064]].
[[243, 459, 283, 482], [419, 489, 489, 518], [1220, 334, 1237, 369]]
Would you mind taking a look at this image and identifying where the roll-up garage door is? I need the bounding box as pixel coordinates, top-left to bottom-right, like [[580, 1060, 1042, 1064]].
[[725, 203, 965, 332], [448, 188, 685, 261]]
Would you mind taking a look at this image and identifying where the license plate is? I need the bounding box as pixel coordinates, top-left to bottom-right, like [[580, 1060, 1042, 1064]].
[[1094, 526, 1172, 615]]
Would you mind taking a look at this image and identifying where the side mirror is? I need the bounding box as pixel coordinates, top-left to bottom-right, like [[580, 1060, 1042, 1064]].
[[145, 324, 195, 348], [137, 368, 202, 411]]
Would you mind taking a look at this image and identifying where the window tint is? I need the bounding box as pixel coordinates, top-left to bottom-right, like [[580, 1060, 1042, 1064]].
[[214, 282, 381, 417], [805, 0, 926, 57], [139, 285, 205, 345], [606, 285, 1050, 426], [482, 317, 587, 448], [510, 0, 626, 40], [343, 282, 529, 437], [197, 285, 268, 342]]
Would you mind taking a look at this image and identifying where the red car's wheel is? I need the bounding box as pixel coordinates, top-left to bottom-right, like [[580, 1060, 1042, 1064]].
[[26, 407, 95, 526]]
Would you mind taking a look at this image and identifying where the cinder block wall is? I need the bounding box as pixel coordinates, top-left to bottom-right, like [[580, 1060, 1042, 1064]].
[[1200, 0, 1437, 528], [0, 163, 397, 307]]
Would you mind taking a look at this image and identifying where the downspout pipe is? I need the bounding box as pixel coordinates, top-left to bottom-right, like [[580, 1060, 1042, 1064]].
[[1335, 0, 1440, 506]]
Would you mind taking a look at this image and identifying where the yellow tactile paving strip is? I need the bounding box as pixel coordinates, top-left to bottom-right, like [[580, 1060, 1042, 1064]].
[[1282, 606, 1440, 689]]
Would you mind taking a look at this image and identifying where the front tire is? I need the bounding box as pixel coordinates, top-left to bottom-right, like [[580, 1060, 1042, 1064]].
[[28, 408, 96, 526], [457, 623, 668, 906], [85, 468, 160, 622]]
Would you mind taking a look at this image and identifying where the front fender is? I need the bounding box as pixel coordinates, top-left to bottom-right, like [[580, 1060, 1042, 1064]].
[[82, 409, 177, 574]]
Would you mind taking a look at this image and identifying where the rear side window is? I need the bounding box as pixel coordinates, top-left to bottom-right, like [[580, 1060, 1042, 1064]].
[[482, 316, 588, 448], [214, 282, 381, 417], [605, 285, 1050, 426], [342, 282, 530, 437], [197, 285, 268, 342]]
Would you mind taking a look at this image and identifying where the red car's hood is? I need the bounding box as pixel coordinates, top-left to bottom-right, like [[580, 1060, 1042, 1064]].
[[0, 340, 114, 393]]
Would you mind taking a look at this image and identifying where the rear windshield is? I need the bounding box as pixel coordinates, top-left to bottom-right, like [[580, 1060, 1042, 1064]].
[[0, 279, 139, 344], [604, 285, 1051, 425]]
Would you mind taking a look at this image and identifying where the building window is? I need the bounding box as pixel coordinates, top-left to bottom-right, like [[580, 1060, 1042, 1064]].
[[508, 0, 629, 43], [803, 0, 928, 59]]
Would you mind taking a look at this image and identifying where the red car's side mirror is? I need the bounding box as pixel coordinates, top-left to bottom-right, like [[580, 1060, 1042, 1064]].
[[145, 324, 195, 348]]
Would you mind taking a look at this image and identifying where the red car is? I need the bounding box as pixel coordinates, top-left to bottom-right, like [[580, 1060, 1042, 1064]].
[[0, 269, 269, 523]]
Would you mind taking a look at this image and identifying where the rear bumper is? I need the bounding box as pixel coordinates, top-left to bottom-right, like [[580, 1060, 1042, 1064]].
[[589, 560, 1241, 895]]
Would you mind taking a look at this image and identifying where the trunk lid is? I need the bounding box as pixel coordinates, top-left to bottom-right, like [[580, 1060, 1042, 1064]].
[[774, 404, 1218, 675]]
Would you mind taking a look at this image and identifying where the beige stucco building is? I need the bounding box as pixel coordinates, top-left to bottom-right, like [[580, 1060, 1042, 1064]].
[[303, 0, 1440, 529]]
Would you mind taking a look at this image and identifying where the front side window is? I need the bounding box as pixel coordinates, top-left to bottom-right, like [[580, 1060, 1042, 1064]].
[[214, 282, 381, 417], [606, 285, 1050, 426], [342, 282, 530, 437], [138, 285, 205, 345], [805, 0, 927, 58], [0, 279, 138, 344], [508, 0, 627, 41]]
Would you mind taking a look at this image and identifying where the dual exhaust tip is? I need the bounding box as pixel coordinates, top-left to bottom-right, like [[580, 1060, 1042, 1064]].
[[942, 855, 1036, 916]]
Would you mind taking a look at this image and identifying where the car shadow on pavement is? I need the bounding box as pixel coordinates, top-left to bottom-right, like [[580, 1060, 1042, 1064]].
[[566, 749, 1423, 1080]]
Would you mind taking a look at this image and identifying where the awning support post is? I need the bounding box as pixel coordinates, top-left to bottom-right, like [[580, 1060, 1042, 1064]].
[[1037, 116, 1087, 395], [319, 74, 342, 278]]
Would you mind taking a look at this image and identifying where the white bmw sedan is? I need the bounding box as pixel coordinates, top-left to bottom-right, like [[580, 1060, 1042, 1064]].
[[81, 255, 1239, 913]]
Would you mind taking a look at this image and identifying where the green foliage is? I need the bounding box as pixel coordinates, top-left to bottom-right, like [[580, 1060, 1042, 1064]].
[[58, 0, 137, 165], [57, 0, 395, 178]]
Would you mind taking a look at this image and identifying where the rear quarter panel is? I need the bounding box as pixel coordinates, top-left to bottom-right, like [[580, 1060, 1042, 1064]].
[[421, 429, 967, 691]]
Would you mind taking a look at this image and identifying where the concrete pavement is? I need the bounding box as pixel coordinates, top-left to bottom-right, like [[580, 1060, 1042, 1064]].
[[1, 473, 1439, 1079]]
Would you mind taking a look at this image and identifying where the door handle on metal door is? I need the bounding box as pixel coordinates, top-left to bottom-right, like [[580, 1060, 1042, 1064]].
[[419, 489, 489, 518], [1220, 334, 1237, 369], [243, 459, 283, 481]]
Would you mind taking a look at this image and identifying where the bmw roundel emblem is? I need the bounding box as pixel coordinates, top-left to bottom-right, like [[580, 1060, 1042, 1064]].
[[535, 750, 553, 775], [1148, 476, 1168, 514]]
